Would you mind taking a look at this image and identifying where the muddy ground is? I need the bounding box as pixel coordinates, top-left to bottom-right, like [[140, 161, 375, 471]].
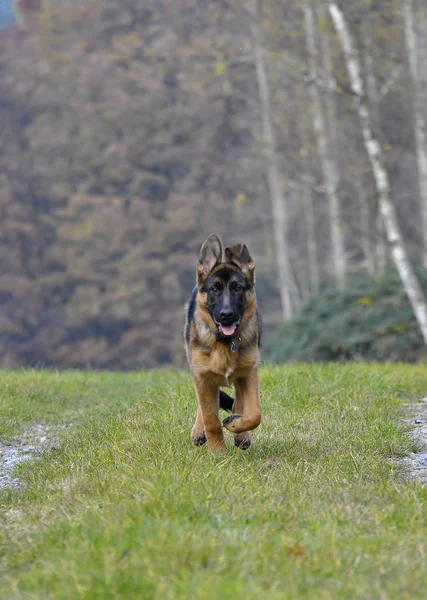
[[398, 397, 427, 483], [0, 424, 69, 489]]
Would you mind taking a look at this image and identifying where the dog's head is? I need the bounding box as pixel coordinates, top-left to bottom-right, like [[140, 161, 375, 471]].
[[196, 234, 256, 340]]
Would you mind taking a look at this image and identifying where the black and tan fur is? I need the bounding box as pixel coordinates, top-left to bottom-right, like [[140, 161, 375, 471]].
[[184, 234, 262, 453]]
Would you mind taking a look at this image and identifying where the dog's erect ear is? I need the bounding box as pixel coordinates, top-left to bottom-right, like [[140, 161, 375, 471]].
[[225, 243, 255, 285], [197, 234, 223, 285]]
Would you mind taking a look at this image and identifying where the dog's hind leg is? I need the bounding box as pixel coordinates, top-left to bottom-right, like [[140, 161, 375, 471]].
[[219, 390, 234, 411]]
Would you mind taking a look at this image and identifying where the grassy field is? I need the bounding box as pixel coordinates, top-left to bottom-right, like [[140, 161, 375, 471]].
[[1, 364, 427, 599]]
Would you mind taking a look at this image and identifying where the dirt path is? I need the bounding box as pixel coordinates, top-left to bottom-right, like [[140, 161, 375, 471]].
[[0, 424, 68, 489], [399, 398, 427, 483], [2, 403, 427, 488]]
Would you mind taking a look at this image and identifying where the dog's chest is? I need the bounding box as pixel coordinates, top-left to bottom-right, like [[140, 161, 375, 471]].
[[208, 346, 236, 384], [191, 340, 258, 386]]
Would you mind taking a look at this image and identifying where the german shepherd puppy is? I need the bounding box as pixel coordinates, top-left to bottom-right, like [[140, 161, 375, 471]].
[[184, 234, 262, 453]]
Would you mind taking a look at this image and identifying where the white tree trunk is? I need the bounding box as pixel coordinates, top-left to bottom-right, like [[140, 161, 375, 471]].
[[329, 1, 427, 345], [402, 0, 427, 269], [374, 211, 387, 275], [249, 0, 297, 321], [361, 14, 387, 275], [355, 166, 375, 275], [297, 101, 320, 296], [319, 6, 339, 161], [304, 1, 346, 286], [302, 179, 319, 293]]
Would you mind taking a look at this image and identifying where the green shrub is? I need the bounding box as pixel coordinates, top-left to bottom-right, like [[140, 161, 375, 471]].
[[265, 270, 427, 363]]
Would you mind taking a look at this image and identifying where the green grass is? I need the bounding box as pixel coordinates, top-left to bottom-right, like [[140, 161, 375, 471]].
[[1, 364, 427, 599]]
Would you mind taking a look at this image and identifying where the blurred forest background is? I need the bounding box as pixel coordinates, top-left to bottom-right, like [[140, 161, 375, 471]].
[[2, 0, 427, 369]]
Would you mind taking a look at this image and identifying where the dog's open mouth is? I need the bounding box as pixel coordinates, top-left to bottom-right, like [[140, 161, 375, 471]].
[[218, 323, 238, 337]]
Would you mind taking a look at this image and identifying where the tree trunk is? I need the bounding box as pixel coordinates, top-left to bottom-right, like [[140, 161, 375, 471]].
[[374, 211, 387, 275], [353, 162, 375, 275], [361, 13, 387, 275], [298, 112, 320, 294], [328, 1, 427, 344], [318, 6, 339, 161], [302, 178, 319, 294], [249, 0, 297, 321], [402, 0, 427, 268], [304, 0, 346, 286]]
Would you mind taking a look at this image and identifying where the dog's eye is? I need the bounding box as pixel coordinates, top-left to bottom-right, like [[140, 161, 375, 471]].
[[210, 285, 219, 294], [234, 284, 243, 293]]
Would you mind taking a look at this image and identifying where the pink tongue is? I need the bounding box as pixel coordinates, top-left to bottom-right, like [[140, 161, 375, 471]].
[[220, 324, 236, 336]]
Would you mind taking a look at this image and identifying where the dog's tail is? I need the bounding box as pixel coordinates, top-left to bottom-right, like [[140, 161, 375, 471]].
[[219, 390, 234, 412]]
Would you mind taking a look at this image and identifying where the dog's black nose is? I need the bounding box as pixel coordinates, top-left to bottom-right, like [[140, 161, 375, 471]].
[[220, 308, 234, 322]]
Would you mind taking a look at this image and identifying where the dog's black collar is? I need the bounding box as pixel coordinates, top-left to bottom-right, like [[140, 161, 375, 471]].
[[215, 333, 242, 353], [215, 330, 239, 342]]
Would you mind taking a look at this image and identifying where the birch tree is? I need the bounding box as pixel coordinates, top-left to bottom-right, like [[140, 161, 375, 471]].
[[302, 177, 319, 294], [249, 0, 297, 321], [361, 13, 387, 275], [303, 0, 346, 285], [297, 109, 320, 295], [328, 1, 427, 345], [354, 163, 376, 275], [402, 0, 427, 268]]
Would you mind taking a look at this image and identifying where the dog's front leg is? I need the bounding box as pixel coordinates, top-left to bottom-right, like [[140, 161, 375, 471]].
[[231, 392, 252, 450], [191, 403, 206, 446], [195, 379, 226, 453], [223, 371, 261, 434]]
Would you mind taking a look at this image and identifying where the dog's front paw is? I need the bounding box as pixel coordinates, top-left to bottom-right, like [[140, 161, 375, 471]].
[[222, 414, 242, 432], [191, 431, 207, 446]]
